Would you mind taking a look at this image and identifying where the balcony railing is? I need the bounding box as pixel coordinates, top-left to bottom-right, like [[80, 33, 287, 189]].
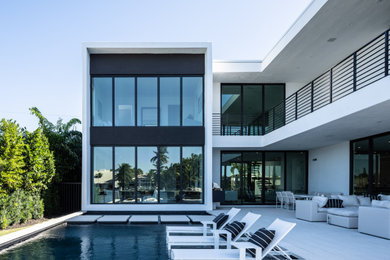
[[213, 29, 390, 136], [264, 28, 390, 134]]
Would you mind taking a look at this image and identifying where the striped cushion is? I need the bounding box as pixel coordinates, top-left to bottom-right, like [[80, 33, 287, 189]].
[[247, 228, 275, 257], [220, 221, 245, 240], [213, 213, 228, 229], [324, 199, 344, 208]]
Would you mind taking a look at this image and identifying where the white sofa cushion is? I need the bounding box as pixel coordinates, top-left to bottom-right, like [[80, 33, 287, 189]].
[[357, 196, 371, 206], [372, 199, 390, 209], [327, 207, 359, 217], [318, 207, 328, 213], [339, 195, 359, 206], [312, 196, 328, 208]]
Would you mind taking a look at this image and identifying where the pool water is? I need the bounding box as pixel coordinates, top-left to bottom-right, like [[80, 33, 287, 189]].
[[0, 224, 168, 260]]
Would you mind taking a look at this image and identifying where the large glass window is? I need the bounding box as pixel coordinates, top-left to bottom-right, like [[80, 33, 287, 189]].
[[115, 77, 135, 126], [182, 147, 203, 203], [160, 77, 180, 126], [221, 84, 284, 135], [372, 134, 390, 195], [182, 77, 203, 126], [114, 147, 136, 203], [159, 147, 180, 203], [92, 78, 112, 126], [221, 85, 242, 135], [92, 147, 113, 203], [137, 147, 158, 203], [137, 77, 158, 126], [286, 152, 307, 194], [221, 151, 306, 205], [352, 140, 369, 194], [265, 152, 284, 203]]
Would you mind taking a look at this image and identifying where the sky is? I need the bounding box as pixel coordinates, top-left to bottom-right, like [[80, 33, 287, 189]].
[[0, 0, 311, 131]]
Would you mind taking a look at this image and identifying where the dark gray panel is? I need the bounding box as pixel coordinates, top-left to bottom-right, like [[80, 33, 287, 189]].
[[90, 54, 205, 75], [90, 127, 204, 145]]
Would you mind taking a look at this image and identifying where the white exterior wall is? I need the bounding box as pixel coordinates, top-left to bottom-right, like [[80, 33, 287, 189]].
[[285, 82, 304, 97], [212, 149, 221, 185], [308, 141, 350, 195]]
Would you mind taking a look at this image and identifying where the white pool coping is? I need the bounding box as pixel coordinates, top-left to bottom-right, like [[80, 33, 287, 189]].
[[67, 215, 103, 224], [128, 215, 159, 223], [96, 215, 131, 223], [0, 211, 83, 251], [160, 215, 189, 223]]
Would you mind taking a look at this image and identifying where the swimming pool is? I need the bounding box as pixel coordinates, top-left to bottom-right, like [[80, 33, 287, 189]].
[[0, 224, 168, 259]]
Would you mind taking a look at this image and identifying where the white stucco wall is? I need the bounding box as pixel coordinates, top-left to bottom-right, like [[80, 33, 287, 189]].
[[213, 82, 221, 113], [285, 82, 304, 97], [212, 149, 221, 185], [308, 141, 350, 195]]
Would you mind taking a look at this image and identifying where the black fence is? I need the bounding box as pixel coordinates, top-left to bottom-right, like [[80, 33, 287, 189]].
[[58, 182, 81, 214], [263, 29, 390, 134]]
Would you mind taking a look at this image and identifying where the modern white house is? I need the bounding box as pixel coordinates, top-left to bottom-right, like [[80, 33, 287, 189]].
[[81, 0, 390, 212]]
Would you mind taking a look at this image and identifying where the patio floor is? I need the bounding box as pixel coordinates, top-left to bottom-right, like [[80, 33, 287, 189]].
[[211, 207, 388, 260]]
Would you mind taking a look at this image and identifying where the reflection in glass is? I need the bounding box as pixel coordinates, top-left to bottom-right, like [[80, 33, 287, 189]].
[[182, 77, 203, 126], [160, 78, 180, 126], [92, 78, 112, 126], [243, 85, 263, 135], [92, 147, 113, 203], [264, 84, 285, 132], [159, 147, 180, 203], [265, 152, 284, 203], [137, 147, 158, 203], [182, 147, 203, 203], [221, 85, 241, 135], [372, 134, 390, 194], [115, 78, 135, 126], [221, 153, 242, 204], [115, 147, 135, 203], [352, 140, 369, 194], [137, 77, 157, 126], [286, 152, 306, 194], [242, 152, 263, 204]]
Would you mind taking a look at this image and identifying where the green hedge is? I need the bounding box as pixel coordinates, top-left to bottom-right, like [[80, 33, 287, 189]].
[[0, 190, 44, 229]]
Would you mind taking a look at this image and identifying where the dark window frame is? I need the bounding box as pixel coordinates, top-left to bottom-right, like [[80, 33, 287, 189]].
[[220, 83, 285, 136], [91, 144, 204, 205], [220, 150, 308, 205], [90, 75, 204, 128], [350, 131, 390, 196]]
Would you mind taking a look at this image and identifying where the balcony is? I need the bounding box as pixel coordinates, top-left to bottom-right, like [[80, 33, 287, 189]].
[[213, 29, 390, 136]]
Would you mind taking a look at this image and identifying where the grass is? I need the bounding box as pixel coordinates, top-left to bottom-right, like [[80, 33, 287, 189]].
[[0, 226, 28, 236]]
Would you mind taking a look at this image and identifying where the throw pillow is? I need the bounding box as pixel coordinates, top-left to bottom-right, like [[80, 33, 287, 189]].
[[324, 199, 344, 208], [220, 221, 245, 240], [213, 213, 228, 229], [312, 196, 328, 208], [247, 228, 276, 257], [339, 195, 359, 206]]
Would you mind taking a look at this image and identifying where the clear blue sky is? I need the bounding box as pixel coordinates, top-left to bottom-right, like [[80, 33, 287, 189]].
[[0, 0, 311, 130]]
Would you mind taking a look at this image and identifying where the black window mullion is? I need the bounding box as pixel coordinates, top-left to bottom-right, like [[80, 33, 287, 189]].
[[261, 85, 265, 135], [112, 77, 115, 127], [157, 146, 161, 203], [262, 152, 266, 204], [135, 77, 138, 126], [284, 152, 287, 191], [368, 138, 373, 196], [240, 85, 244, 136], [180, 146, 183, 202]]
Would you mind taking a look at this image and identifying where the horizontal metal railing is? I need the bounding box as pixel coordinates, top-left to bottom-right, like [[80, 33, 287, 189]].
[[264, 28, 390, 134]]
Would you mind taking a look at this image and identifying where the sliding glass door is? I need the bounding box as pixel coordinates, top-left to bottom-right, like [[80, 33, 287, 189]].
[[221, 151, 307, 205]]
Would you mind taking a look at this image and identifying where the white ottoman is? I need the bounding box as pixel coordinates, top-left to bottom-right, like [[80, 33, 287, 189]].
[[327, 207, 358, 229]]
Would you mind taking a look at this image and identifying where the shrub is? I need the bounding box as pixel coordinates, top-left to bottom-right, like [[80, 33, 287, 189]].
[[0, 190, 43, 229]]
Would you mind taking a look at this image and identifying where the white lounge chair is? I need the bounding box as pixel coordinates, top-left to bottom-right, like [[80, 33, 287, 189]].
[[166, 208, 241, 237], [167, 212, 261, 252], [170, 218, 296, 260], [275, 192, 283, 208]]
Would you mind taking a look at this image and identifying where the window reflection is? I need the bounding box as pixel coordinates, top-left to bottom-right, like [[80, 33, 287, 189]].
[[160, 78, 180, 126], [92, 147, 113, 203], [115, 78, 135, 126], [159, 147, 180, 203], [182, 77, 203, 126], [92, 78, 112, 126], [115, 147, 136, 203], [182, 147, 203, 203], [137, 147, 158, 203], [137, 78, 157, 126]]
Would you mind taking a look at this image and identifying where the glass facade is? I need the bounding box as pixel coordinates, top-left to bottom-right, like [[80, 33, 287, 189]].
[[221, 84, 284, 135], [91, 76, 203, 127], [352, 132, 390, 195], [92, 147, 113, 203], [115, 77, 135, 126], [221, 151, 307, 204], [92, 146, 203, 204], [92, 78, 113, 126], [160, 77, 180, 126], [182, 77, 203, 126]]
